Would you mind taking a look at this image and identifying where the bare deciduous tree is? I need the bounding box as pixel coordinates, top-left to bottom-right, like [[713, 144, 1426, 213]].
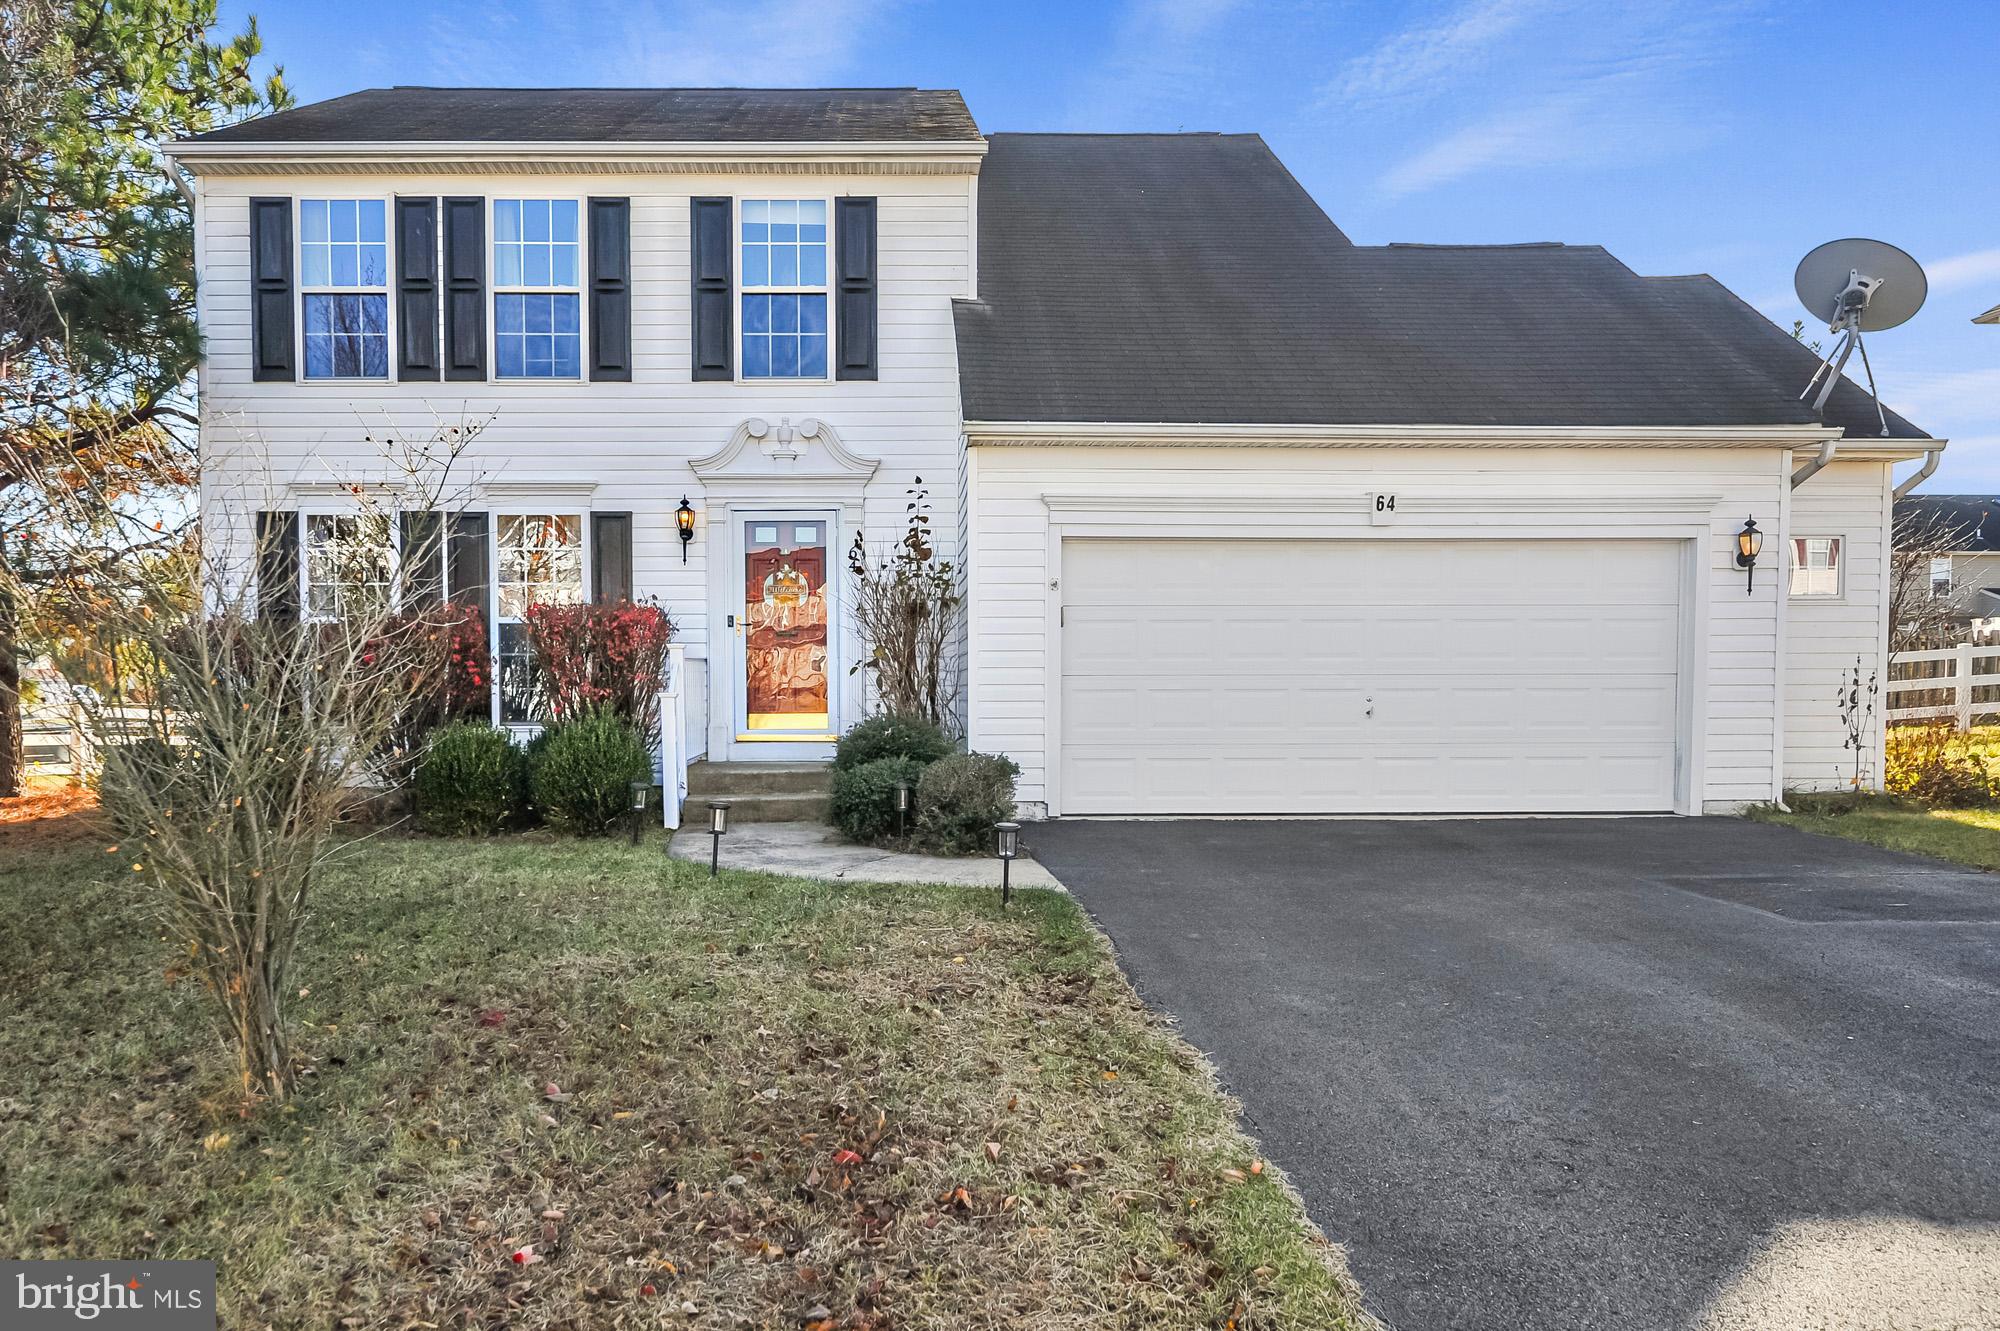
[[1889, 505, 1976, 654], [844, 477, 962, 733]]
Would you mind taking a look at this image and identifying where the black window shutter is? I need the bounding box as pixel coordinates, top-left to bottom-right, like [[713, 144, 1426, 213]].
[[396, 197, 440, 381], [399, 511, 445, 609], [446, 511, 490, 620], [834, 196, 877, 380], [588, 197, 632, 381], [442, 197, 486, 381], [255, 510, 299, 621], [690, 197, 732, 381], [591, 512, 633, 604], [248, 198, 295, 382]]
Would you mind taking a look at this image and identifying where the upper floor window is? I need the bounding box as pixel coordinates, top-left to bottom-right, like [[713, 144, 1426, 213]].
[[1788, 536, 1842, 598], [493, 199, 581, 379], [299, 199, 388, 379], [1932, 556, 1955, 598], [740, 199, 828, 379]]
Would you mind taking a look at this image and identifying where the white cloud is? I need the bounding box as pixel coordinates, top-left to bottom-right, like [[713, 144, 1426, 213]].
[[1926, 247, 2000, 294], [1064, 0, 1249, 129], [420, 0, 899, 87], [1336, 0, 1755, 200], [1889, 367, 2000, 424], [1328, 0, 1554, 109]]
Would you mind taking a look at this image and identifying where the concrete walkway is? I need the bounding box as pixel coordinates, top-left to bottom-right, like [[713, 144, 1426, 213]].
[[667, 820, 1065, 891]]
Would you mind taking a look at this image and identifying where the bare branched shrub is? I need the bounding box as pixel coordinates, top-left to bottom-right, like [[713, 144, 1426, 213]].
[[91, 547, 449, 1100], [844, 478, 961, 733], [2, 418, 488, 1101]]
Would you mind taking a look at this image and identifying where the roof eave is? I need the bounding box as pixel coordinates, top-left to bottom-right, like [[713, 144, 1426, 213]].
[[963, 421, 1855, 448], [165, 137, 987, 166]]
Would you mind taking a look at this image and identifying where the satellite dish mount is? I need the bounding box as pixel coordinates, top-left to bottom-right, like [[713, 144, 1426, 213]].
[[1794, 238, 1927, 438]]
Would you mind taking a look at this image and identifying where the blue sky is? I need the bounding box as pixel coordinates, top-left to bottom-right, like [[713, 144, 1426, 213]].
[[225, 0, 1999, 491]]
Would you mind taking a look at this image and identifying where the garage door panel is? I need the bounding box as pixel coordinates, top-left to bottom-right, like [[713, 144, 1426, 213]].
[[1058, 538, 1682, 814]]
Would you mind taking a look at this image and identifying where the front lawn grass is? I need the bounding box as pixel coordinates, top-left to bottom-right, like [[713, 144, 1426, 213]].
[[0, 810, 1367, 1329], [1750, 793, 2000, 871]]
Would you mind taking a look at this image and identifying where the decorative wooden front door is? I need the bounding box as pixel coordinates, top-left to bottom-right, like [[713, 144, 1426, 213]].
[[741, 517, 831, 734]]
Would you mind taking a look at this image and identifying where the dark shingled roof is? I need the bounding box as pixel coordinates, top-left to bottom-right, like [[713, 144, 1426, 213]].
[[1894, 495, 2000, 551], [180, 87, 980, 145], [954, 132, 1928, 436]]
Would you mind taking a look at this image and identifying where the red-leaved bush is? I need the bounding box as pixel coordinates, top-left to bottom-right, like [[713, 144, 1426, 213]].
[[375, 603, 491, 779], [522, 601, 675, 739]]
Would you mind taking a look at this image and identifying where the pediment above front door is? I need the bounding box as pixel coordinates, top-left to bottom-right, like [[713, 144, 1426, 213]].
[[691, 416, 879, 486]]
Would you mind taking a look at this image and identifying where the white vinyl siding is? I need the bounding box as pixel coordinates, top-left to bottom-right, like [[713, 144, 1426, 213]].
[[965, 443, 1790, 815], [1784, 459, 1891, 791], [194, 169, 973, 756]]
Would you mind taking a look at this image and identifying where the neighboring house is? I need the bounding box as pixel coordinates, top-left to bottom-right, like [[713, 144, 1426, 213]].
[[165, 86, 1938, 816], [1892, 494, 2000, 621]]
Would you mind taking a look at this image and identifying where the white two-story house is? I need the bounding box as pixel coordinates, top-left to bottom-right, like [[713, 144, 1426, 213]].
[[169, 86, 1939, 817]]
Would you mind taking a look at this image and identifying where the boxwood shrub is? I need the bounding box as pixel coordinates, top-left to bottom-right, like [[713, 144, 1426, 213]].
[[829, 755, 929, 844], [833, 713, 952, 772], [528, 709, 652, 836], [914, 751, 1021, 855], [414, 721, 527, 835]]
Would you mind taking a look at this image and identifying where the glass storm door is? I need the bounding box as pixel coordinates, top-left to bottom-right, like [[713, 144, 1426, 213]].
[[739, 516, 832, 737]]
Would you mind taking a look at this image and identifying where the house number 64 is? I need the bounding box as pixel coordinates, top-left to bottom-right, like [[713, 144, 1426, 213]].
[[1371, 492, 1398, 525]]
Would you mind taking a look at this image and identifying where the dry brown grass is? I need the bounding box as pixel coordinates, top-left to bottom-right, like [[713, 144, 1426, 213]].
[[0, 832, 1370, 1330]]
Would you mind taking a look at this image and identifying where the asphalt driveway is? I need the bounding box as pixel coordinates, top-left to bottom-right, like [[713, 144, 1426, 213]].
[[1026, 817, 2000, 1331]]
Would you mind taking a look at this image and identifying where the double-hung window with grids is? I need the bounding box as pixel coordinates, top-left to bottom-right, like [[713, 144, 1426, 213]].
[[299, 199, 389, 379], [740, 199, 829, 379], [493, 199, 582, 379]]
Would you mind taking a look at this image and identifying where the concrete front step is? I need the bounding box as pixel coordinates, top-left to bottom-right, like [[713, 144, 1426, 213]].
[[682, 760, 833, 823], [680, 791, 830, 824], [684, 760, 831, 798]]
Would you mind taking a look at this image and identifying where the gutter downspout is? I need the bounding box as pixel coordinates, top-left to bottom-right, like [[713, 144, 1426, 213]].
[[164, 158, 195, 207], [1790, 434, 1839, 489], [1893, 447, 1943, 499]]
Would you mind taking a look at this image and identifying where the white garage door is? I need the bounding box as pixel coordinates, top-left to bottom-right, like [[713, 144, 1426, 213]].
[[1059, 538, 1683, 815]]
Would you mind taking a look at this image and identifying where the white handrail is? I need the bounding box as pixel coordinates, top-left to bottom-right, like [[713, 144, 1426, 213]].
[[656, 643, 688, 830]]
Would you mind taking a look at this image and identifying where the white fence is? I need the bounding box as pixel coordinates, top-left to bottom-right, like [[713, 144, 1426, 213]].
[[1886, 644, 2000, 729], [656, 643, 689, 829]]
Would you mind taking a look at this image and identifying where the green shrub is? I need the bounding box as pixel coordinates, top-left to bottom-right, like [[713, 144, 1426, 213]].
[[1884, 720, 1995, 808], [528, 709, 652, 836], [914, 751, 1021, 854], [834, 713, 952, 772], [829, 755, 928, 844], [414, 722, 527, 835]]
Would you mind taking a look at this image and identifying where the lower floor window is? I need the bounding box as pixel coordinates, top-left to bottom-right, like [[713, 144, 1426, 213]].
[[494, 513, 586, 722], [304, 513, 393, 618]]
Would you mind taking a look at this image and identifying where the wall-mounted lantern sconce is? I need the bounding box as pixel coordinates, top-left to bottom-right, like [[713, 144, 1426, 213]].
[[994, 821, 1020, 906], [676, 498, 696, 562], [1735, 517, 1764, 595], [707, 799, 731, 876]]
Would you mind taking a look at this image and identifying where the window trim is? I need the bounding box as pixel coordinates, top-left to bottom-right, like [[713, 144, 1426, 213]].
[[487, 195, 589, 383], [487, 506, 592, 726], [1930, 555, 1955, 599], [734, 192, 837, 384], [294, 193, 396, 383], [297, 506, 399, 623], [1787, 533, 1845, 600]]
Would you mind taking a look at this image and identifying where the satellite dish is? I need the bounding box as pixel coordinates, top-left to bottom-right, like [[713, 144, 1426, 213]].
[[1792, 237, 1928, 437], [1794, 238, 1927, 331]]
